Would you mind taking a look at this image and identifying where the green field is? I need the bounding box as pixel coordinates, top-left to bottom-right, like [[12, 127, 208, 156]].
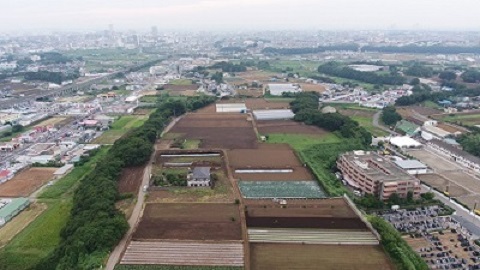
[[39, 147, 110, 199], [182, 139, 201, 149], [239, 181, 326, 198], [0, 201, 71, 269], [266, 133, 341, 151], [351, 116, 389, 137], [169, 79, 193, 85], [115, 265, 243, 270], [140, 95, 159, 103], [93, 115, 148, 144], [441, 113, 480, 126]]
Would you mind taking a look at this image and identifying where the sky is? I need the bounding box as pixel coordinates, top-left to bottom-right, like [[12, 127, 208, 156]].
[[1, 0, 480, 32]]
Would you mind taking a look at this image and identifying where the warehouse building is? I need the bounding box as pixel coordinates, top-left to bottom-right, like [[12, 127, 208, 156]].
[[253, 109, 295, 120], [337, 151, 421, 200], [215, 103, 247, 113], [389, 136, 422, 149], [0, 198, 30, 227], [266, 84, 302, 96]]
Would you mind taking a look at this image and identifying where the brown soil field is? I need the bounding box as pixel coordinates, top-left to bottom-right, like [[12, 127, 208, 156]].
[[169, 114, 257, 149], [0, 168, 56, 197], [299, 83, 326, 93], [234, 170, 312, 181], [133, 203, 242, 240], [416, 174, 470, 197], [256, 120, 328, 135], [118, 166, 145, 194], [236, 71, 277, 82], [228, 148, 302, 168], [237, 89, 263, 97], [457, 194, 480, 209], [193, 103, 216, 113], [250, 243, 393, 270], [338, 108, 375, 118], [437, 123, 466, 133], [245, 99, 290, 110], [163, 84, 199, 91]]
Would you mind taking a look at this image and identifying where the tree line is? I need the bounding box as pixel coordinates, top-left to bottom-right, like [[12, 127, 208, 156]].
[[33, 95, 216, 269], [395, 87, 480, 106], [318, 62, 406, 85], [290, 92, 372, 146], [210, 61, 247, 73], [24, 70, 80, 84], [262, 44, 359, 55]]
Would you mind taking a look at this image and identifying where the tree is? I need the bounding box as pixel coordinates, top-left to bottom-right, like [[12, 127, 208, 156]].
[[405, 63, 434, 78], [461, 70, 480, 83], [211, 72, 224, 84], [410, 78, 420, 85], [12, 124, 24, 133], [381, 106, 402, 126], [439, 71, 457, 81]]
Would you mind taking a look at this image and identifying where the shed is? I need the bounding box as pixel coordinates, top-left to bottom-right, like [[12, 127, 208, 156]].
[[0, 198, 30, 226], [395, 120, 420, 136], [215, 103, 247, 113]]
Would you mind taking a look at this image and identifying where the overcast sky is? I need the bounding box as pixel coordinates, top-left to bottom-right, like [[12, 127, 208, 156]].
[[2, 0, 480, 32]]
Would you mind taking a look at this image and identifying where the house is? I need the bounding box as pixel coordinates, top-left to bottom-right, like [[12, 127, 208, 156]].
[[187, 167, 211, 187], [0, 169, 14, 183]]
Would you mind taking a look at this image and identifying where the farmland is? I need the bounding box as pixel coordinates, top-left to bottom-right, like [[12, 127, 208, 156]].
[[265, 133, 341, 151], [245, 98, 290, 110], [93, 115, 149, 144], [256, 120, 328, 135], [0, 167, 56, 197], [250, 243, 392, 270], [167, 114, 257, 149], [0, 201, 71, 270], [35, 116, 70, 127], [132, 203, 242, 240], [0, 203, 46, 248], [116, 265, 242, 270], [118, 165, 145, 194], [440, 112, 480, 126]]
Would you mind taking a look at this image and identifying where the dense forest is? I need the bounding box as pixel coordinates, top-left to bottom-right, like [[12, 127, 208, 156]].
[[317, 62, 406, 85], [290, 92, 372, 146], [33, 95, 216, 269]]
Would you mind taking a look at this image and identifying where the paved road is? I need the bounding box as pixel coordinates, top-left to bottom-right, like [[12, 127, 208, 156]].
[[105, 117, 178, 270], [372, 111, 397, 136]]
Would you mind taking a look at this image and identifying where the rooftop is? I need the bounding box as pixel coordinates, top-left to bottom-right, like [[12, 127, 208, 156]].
[[0, 198, 29, 219], [394, 159, 428, 170]]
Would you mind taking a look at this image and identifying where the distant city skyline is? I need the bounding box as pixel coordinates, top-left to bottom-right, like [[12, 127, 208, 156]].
[[1, 0, 480, 33]]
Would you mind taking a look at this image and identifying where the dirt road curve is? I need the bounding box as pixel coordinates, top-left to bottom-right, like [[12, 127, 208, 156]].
[[105, 117, 178, 270]]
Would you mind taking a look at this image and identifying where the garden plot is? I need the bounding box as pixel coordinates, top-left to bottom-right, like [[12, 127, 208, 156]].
[[132, 203, 242, 241], [168, 114, 257, 149], [0, 168, 56, 197], [238, 181, 325, 199]]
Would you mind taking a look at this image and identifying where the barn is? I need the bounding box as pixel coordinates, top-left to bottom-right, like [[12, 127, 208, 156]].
[[253, 109, 295, 120]]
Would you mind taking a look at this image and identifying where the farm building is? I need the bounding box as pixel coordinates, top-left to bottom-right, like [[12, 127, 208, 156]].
[[253, 109, 295, 120], [395, 120, 420, 136], [394, 159, 429, 175], [187, 167, 211, 187], [389, 136, 422, 149], [216, 103, 247, 113], [266, 84, 302, 96], [0, 198, 30, 227]]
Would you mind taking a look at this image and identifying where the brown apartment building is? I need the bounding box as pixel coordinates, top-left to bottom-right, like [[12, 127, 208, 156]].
[[337, 150, 421, 200]]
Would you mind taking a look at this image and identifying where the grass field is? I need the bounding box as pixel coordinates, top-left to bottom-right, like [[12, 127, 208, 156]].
[[115, 265, 243, 270], [169, 79, 193, 85], [0, 201, 72, 270], [39, 146, 110, 199], [351, 116, 389, 137], [182, 139, 201, 149], [93, 115, 148, 144], [441, 113, 480, 126], [140, 95, 158, 103], [0, 203, 47, 248], [266, 133, 341, 151]]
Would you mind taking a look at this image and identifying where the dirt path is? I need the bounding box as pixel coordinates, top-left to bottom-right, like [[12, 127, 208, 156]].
[[105, 117, 178, 270]]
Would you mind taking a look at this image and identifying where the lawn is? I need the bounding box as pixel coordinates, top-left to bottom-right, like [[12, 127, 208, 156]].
[[266, 133, 341, 151], [0, 201, 72, 270], [39, 146, 110, 199], [351, 116, 389, 137], [93, 115, 148, 144]]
